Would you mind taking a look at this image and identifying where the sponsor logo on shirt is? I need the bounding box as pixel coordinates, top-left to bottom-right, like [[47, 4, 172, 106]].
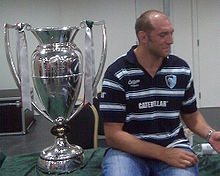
[[128, 79, 140, 87], [138, 100, 168, 109]]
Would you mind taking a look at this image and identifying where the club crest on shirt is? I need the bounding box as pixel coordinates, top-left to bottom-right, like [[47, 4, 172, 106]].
[[165, 75, 177, 89]]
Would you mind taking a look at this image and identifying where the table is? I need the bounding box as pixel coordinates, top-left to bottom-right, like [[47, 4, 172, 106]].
[[1, 147, 220, 176], [0, 148, 105, 176]]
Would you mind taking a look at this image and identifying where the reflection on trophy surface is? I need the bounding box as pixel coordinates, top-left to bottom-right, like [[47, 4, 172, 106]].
[[4, 21, 107, 174]]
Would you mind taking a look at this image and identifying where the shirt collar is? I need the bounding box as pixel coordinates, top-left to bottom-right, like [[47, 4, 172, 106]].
[[126, 45, 169, 69], [126, 45, 139, 65]]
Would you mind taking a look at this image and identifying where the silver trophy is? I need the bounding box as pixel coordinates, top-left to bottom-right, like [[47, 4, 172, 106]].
[[4, 21, 107, 174]]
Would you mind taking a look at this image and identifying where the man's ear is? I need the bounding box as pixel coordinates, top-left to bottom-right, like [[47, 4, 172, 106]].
[[137, 31, 148, 44]]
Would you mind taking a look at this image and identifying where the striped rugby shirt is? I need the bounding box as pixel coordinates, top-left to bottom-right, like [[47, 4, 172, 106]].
[[100, 45, 197, 149]]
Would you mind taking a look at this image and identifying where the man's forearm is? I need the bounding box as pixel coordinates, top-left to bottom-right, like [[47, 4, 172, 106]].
[[105, 129, 167, 161], [181, 110, 213, 140]]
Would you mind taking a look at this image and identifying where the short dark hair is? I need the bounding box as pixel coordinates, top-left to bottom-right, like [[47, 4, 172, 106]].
[[135, 10, 165, 37]]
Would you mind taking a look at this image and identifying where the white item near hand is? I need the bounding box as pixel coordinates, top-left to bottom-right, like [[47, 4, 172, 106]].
[[193, 143, 217, 155]]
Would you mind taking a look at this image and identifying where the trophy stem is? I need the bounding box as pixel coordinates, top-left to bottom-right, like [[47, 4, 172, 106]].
[[37, 123, 84, 174]]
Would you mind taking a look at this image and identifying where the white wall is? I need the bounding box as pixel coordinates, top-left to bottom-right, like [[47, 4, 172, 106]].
[[0, 0, 161, 98], [0, 0, 137, 92], [1, 0, 220, 108], [170, 0, 220, 108], [196, 0, 220, 107]]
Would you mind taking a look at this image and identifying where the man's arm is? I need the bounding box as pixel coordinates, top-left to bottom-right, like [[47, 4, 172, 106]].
[[181, 110, 220, 153], [181, 110, 212, 139], [104, 122, 198, 168]]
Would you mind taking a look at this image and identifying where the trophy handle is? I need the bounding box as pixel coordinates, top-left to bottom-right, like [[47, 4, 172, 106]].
[[79, 20, 107, 96], [91, 21, 107, 95], [4, 23, 53, 123], [4, 23, 21, 89]]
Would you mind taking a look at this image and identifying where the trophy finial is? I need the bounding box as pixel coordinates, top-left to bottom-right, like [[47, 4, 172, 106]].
[[86, 20, 94, 29]]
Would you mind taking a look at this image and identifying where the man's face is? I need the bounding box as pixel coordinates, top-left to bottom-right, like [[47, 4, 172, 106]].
[[147, 15, 174, 58]]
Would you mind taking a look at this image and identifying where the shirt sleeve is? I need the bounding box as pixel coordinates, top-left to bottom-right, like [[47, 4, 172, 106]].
[[99, 68, 126, 123], [181, 71, 197, 113]]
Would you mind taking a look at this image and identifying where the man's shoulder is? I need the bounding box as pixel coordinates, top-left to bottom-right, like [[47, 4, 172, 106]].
[[106, 53, 128, 73], [168, 54, 190, 68]]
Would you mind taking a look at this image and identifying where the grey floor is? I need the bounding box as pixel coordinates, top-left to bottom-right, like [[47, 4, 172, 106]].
[[0, 107, 220, 156]]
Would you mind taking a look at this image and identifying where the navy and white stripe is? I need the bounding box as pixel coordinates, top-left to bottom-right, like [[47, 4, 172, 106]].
[[100, 103, 126, 112], [115, 68, 144, 80], [134, 122, 183, 140], [126, 110, 180, 122], [126, 88, 185, 100], [182, 94, 196, 106], [102, 78, 124, 91], [167, 139, 191, 149], [158, 67, 191, 75]]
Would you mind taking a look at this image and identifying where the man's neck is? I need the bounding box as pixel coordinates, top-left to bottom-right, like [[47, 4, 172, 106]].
[[134, 46, 163, 78]]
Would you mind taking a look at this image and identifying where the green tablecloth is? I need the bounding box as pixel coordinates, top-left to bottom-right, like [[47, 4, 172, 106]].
[[0, 151, 6, 168], [0, 148, 106, 176], [198, 155, 220, 175], [1, 147, 220, 176]]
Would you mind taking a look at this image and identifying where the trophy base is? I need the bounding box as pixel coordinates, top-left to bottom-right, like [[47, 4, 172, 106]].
[[37, 137, 84, 174]]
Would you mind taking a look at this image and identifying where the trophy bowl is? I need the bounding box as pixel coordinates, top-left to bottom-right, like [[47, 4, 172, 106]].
[[4, 21, 107, 174]]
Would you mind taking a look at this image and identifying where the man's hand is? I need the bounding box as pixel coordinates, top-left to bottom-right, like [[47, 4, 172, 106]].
[[209, 131, 220, 154], [162, 148, 198, 168]]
